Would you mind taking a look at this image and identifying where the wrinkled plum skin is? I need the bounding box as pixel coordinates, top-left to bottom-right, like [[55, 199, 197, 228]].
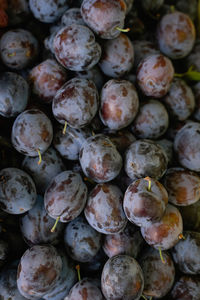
[[171, 275, 200, 300], [17, 245, 62, 299], [174, 121, 200, 172], [131, 99, 169, 139], [0, 72, 29, 118], [137, 54, 174, 98], [163, 78, 195, 121], [100, 79, 139, 130], [29, 0, 69, 23], [64, 216, 102, 262], [29, 59, 67, 103], [141, 204, 183, 250], [99, 33, 134, 78], [11, 109, 53, 157], [44, 171, 88, 223], [157, 11, 196, 59], [0, 29, 38, 70], [125, 139, 168, 180], [53, 25, 101, 71], [85, 183, 127, 234], [0, 168, 36, 215], [67, 278, 104, 300], [22, 147, 66, 194], [79, 134, 123, 183], [101, 255, 144, 300], [20, 195, 64, 246], [140, 248, 175, 298], [123, 178, 168, 227], [52, 78, 99, 128], [172, 231, 200, 275], [163, 168, 200, 206], [81, 0, 126, 39]]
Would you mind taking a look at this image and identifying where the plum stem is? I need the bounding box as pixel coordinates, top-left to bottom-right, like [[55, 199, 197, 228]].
[[158, 247, 166, 264], [51, 216, 60, 233], [174, 65, 200, 81], [178, 233, 186, 240], [141, 295, 148, 300], [116, 26, 130, 32], [170, 5, 175, 13], [144, 177, 151, 191], [92, 131, 95, 136], [63, 121, 67, 135], [37, 149, 42, 165], [76, 264, 81, 281]]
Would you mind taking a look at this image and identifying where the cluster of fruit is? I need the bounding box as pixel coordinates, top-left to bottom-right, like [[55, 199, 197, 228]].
[[0, 0, 200, 299]]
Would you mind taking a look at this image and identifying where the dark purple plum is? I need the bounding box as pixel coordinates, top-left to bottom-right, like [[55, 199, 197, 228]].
[[156, 139, 173, 165], [7, 0, 30, 25], [44, 171, 88, 223], [0, 29, 38, 70], [0, 239, 9, 269], [0, 168, 36, 214], [133, 40, 160, 70], [141, 0, 164, 13], [101, 255, 144, 300], [170, 275, 200, 300], [179, 200, 200, 232], [186, 41, 200, 72], [79, 134, 122, 183], [64, 216, 102, 262], [99, 79, 139, 130], [75, 66, 105, 91], [104, 129, 136, 154], [193, 81, 200, 121], [124, 0, 134, 14], [61, 8, 85, 26]]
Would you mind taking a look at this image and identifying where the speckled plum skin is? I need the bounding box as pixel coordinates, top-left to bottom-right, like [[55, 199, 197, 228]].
[[61, 8, 85, 26], [29, 0, 69, 23], [20, 195, 64, 246], [81, 0, 126, 39], [99, 34, 134, 78], [17, 245, 62, 299], [29, 59, 67, 103], [79, 134, 123, 183], [103, 222, 144, 258], [66, 278, 104, 300], [75, 66, 105, 91], [99, 79, 139, 130], [125, 139, 168, 180], [174, 122, 200, 172], [133, 40, 160, 70], [52, 78, 99, 128], [123, 178, 168, 227], [141, 204, 183, 250], [163, 78, 195, 121], [163, 168, 200, 206], [137, 54, 174, 98], [157, 11, 196, 59], [53, 25, 101, 71], [0, 72, 29, 118], [84, 183, 127, 234], [64, 216, 102, 262], [11, 109, 53, 157], [44, 171, 88, 223], [171, 275, 200, 300], [22, 147, 66, 194], [0, 168, 36, 215], [0, 29, 38, 70], [131, 99, 169, 139], [172, 231, 200, 275], [140, 248, 175, 299], [101, 255, 144, 300]]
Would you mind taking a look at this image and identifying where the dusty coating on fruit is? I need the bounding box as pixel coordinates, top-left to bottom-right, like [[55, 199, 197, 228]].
[[85, 183, 127, 234], [125, 139, 168, 180], [61, 7, 85, 26], [131, 99, 169, 139], [137, 54, 174, 98], [64, 216, 102, 262], [141, 204, 183, 250], [171, 275, 200, 300], [133, 40, 160, 70], [53, 24, 101, 71], [0, 29, 38, 70], [163, 167, 200, 206], [123, 178, 168, 227], [67, 278, 104, 300], [99, 33, 134, 78], [157, 11, 196, 59], [44, 170, 88, 223], [0, 167, 36, 214], [99, 79, 139, 130], [79, 134, 122, 183], [17, 245, 62, 299], [174, 121, 200, 172], [75, 66, 105, 91], [106, 129, 136, 153], [140, 248, 175, 298], [101, 255, 144, 300], [11, 109, 53, 157], [29, 0, 69, 23], [81, 0, 126, 39], [29, 59, 67, 103], [52, 77, 99, 128]]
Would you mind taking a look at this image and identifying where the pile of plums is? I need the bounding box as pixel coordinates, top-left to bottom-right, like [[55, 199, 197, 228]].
[[1, 0, 200, 299]]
